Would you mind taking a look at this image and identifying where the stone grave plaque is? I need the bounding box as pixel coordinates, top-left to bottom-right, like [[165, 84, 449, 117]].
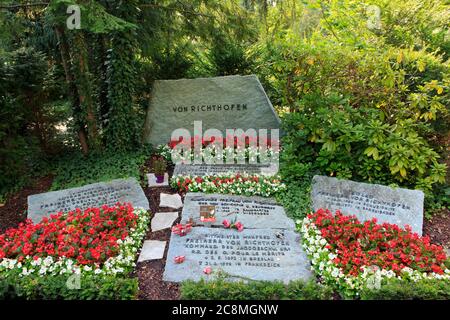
[[311, 175, 424, 235], [143, 75, 281, 146], [163, 227, 312, 283], [181, 193, 295, 230], [28, 178, 149, 224], [173, 163, 278, 177]]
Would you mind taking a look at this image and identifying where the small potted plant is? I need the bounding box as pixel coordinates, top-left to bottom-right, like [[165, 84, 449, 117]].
[[152, 155, 167, 183]]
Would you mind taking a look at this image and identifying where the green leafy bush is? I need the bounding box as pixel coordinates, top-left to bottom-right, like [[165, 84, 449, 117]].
[[360, 278, 450, 300], [181, 279, 334, 300], [0, 273, 138, 300], [280, 93, 446, 194], [252, 0, 449, 213], [0, 48, 68, 199]]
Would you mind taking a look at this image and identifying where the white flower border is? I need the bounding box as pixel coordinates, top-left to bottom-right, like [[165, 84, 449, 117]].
[[156, 144, 279, 164], [299, 216, 450, 298], [0, 208, 150, 278], [170, 173, 286, 197]]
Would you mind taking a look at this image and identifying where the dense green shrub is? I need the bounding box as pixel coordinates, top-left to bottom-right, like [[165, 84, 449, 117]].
[[180, 279, 334, 300], [0, 48, 68, 199], [360, 278, 450, 300], [253, 0, 449, 213], [0, 273, 138, 300], [280, 94, 446, 192]]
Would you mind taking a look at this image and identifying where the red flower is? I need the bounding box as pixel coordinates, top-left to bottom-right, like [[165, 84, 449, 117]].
[[309, 208, 448, 277], [174, 256, 185, 264], [203, 266, 212, 274], [234, 221, 244, 232], [0, 203, 139, 267], [222, 219, 231, 228]]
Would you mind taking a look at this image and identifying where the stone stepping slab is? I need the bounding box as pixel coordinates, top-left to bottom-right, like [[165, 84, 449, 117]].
[[151, 212, 179, 232], [160, 193, 183, 209], [138, 240, 166, 262]]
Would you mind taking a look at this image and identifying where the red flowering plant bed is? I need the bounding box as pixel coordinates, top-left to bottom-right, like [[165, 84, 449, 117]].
[[300, 209, 450, 298], [0, 203, 149, 278]]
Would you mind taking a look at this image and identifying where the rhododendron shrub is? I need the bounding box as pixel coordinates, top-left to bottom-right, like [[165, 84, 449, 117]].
[[170, 173, 285, 197], [300, 209, 450, 298], [0, 204, 150, 278]]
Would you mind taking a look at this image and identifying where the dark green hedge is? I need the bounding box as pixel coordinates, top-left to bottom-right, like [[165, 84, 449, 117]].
[[0, 273, 138, 300], [180, 279, 334, 300], [360, 278, 450, 300], [181, 277, 450, 300]]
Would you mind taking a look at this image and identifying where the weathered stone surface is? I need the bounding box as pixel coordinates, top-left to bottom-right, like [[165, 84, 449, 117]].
[[143, 75, 281, 146], [311, 175, 424, 235], [163, 227, 312, 283], [27, 178, 149, 224], [147, 173, 169, 187], [173, 163, 278, 177], [160, 193, 183, 209], [181, 193, 295, 230], [152, 212, 179, 232], [138, 240, 166, 262]]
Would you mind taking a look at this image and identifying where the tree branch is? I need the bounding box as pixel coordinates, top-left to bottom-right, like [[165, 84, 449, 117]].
[[139, 3, 212, 18], [0, 2, 49, 10]]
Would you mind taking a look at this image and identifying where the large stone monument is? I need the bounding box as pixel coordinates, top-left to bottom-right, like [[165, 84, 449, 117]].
[[143, 75, 281, 146]]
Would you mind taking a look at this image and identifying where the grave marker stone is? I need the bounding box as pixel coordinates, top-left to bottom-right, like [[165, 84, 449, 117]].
[[163, 227, 312, 283], [173, 163, 277, 177], [28, 178, 149, 224], [181, 193, 295, 230], [311, 175, 424, 235]]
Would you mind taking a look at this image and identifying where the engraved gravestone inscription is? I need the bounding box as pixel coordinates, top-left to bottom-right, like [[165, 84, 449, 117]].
[[163, 227, 312, 283], [28, 178, 149, 223], [311, 175, 424, 234]]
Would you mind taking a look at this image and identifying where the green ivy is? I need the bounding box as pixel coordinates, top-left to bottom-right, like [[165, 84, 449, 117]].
[[103, 0, 140, 151], [50, 147, 152, 190]]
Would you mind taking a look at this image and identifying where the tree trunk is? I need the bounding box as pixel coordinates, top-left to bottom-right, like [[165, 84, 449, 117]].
[[55, 26, 89, 155]]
